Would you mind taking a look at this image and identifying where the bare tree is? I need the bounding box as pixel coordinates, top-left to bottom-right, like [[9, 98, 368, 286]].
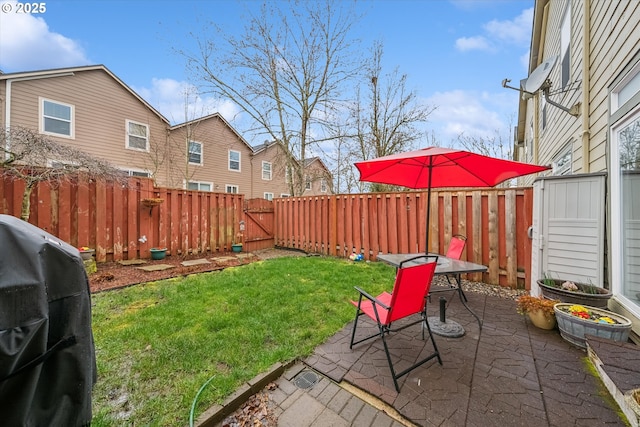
[[1, 126, 126, 220], [183, 0, 361, 196], [456, 114, 515, 160], [343, 41, 436, 193]]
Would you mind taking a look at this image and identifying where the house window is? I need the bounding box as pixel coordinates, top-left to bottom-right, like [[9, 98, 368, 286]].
[[189, 141, 202, 165], [41, 98, 73, 138], [560, 5, 571, 88], [262, 161, 272, 180], [320, 179, 327, 192], [552, 145, 572, 176], [285, 166, 292, 184], [612, 61, 640, 113], [122, 168, 151, 178], [264, 192, 274, 201], [226, 184, 239, 193], [126, 120, 149, 151], [187, 181, 212, 191], [229, 150, 240, 171], [526, 120, 534, 162], [280, 193, 290, 197], [305, 175, 311, 190]]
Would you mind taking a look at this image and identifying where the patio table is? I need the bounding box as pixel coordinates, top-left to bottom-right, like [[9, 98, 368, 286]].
[[376, 253, 488, 334]]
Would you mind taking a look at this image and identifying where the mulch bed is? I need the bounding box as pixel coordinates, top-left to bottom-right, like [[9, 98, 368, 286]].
[[88, 252, 260, 293]]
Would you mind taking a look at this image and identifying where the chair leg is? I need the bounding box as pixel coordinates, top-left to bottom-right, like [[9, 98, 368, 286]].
[[349, 306, 361, 349], [379, 331, 402, 392]]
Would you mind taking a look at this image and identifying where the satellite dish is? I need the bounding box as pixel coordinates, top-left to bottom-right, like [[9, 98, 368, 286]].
[[522, 56, 558, 94]]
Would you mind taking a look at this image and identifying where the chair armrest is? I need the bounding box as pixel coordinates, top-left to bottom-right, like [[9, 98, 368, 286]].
[[353, 286, 390, 310]]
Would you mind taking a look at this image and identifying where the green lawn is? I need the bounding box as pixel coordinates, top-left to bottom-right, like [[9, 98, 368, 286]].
[[90, 256, 394, 426]]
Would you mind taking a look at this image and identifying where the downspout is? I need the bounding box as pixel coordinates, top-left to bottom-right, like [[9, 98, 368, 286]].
[[581, 0, 591, 172]]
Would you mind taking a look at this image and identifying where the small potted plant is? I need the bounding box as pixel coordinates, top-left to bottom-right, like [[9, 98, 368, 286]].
[[78, 246, 95, 261], [516, 295, 560, 330], [150, 247, 167, 260], [231, 232, 243, 253]]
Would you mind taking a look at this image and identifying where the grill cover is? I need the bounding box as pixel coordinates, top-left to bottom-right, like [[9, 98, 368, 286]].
[[0, 215, 96, 426]]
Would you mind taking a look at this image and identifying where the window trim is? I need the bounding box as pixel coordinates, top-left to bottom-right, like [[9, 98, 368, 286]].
[[126, 119, 150, 152], [122, 167, 151, 178], [262, 161, 272, 180], [40, 97, 74, 138], [228, 150, 241, 172], [187, 180, 213, 192], [611, 60, 640, 114], [551, 143, 572, 176], [560, 4, 571, 89], [610, 104, 640, 314], [188, 140, 203, 165], [320, 178, 327, 193]]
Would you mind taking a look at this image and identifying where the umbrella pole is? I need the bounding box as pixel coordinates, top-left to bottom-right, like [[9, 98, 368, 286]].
[[425, 160, 433, 253]]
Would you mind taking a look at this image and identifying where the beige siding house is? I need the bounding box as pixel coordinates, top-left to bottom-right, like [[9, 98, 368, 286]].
[[0, 66, 172, 183], [1, 65, 333, 200], [515, 0, 640, 338], [251, 141, 292, 199], [251, 142, 334, 198], [168, 114, 254, 194], [302, 157, 333, 196]]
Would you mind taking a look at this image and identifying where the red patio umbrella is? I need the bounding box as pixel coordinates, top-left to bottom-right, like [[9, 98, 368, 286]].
[[354, 147, 550, 251]]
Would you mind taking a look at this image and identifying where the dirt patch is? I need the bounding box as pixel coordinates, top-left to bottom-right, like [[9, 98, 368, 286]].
[[88, 248, 307, 293]]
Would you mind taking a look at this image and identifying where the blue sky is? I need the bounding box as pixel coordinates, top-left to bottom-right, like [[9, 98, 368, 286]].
[[0, 0, 533, 146]]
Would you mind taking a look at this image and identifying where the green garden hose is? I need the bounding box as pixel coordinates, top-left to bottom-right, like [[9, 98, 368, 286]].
[[189, 375, 216, 427]]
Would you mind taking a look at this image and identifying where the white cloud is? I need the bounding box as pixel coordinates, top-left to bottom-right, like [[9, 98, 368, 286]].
[[484, 8, 533, 46], [0, 1, 90, 71], [454, 7, 533, 53], [455, 36, 491, 52], [424, 90, 515, 143], [134, 78, 241, 126]]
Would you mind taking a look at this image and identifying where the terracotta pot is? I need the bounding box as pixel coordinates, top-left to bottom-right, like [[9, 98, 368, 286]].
[[527, 309, 557, 330]]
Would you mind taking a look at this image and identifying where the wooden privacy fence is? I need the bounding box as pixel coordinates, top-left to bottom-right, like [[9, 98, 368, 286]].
[[274, 188, 534, 289], [0, 173, 246, 262]]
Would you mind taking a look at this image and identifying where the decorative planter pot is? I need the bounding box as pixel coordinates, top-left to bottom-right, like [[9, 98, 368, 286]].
[[150, 248, 167, 260], [79, 249, 95, 260], [527, 309, 557, 330], [231, 244, 243, 253], [538, 279, 612, 308], [554, 303, 632, 348]]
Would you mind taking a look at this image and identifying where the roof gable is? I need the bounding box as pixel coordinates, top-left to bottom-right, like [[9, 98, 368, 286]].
[[0, 65, 170, 125]]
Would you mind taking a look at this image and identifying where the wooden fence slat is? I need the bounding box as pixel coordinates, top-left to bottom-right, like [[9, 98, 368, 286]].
[[2, 169, 533, 289], [274, 189, 532, 289]]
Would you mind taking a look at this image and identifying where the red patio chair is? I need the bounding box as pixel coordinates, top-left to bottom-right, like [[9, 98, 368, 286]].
[[445, 234, 467, 286], [446, 234, 467, 261], [349, 254, 441, 392]]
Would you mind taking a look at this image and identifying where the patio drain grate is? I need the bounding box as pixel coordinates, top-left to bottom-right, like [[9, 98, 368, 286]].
[[293, 370, 319, 390]]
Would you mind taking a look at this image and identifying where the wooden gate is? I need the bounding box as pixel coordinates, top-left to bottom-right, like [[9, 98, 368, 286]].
[[243, 198, 274, 252]]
